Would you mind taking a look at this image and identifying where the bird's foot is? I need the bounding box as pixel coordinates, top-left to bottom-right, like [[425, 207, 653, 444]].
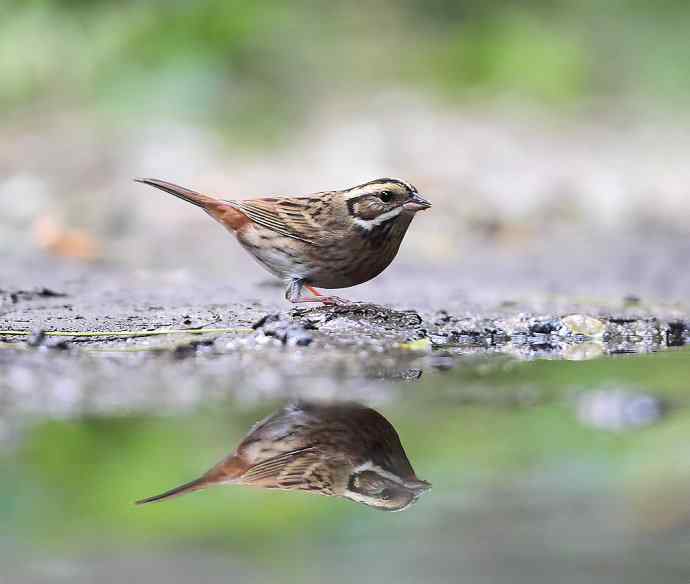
[[287, 295, 350, 306], [286, 282, 351, 306], [317, 295, 351, 306]]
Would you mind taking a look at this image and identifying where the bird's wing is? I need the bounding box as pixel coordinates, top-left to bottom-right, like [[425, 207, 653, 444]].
[[240, 446, 333, 492], [227, 196, 328, 245]]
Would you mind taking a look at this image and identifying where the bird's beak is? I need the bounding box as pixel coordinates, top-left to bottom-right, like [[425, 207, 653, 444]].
[[408, 478, 432, 495], [403, 193, 432, 212]]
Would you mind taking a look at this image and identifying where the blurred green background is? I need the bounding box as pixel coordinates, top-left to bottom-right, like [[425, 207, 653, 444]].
[[4, 0, 690, 122]]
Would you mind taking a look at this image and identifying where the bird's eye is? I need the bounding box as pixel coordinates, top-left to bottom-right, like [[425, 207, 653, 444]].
[[378, 191, 394, 203]]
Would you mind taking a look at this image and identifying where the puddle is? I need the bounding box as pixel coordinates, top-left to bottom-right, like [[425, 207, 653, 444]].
[[2, 344, 690, 583]]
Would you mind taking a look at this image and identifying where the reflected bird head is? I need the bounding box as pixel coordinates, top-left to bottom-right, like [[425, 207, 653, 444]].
[[345, 466, 432, 511]]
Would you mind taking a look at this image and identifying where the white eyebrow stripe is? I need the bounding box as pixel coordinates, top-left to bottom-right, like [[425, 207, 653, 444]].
[[398, 180, 416, 193], [344, 190, 368, 201], [351, 206, 403, 230], [353, 460, 408, 487]]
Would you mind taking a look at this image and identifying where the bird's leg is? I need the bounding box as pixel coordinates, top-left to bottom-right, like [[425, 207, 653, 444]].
[[285, 280, 350, 305], [304, 284, 351, 305]]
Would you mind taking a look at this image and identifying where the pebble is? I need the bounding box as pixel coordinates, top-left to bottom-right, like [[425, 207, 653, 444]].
[[576, 389, 665, 431], [560, 314, 607, 338]]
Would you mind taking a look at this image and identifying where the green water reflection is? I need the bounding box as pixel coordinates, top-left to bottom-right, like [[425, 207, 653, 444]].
[[4, 349, 690, 584]]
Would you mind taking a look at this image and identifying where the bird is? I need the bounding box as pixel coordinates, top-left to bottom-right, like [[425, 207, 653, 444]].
[[135, 401, 430, 511], [134, 177, 431, 304]]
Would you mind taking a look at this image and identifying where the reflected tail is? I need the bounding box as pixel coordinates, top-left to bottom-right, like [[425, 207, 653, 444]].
[[135, 475, 211, 505]]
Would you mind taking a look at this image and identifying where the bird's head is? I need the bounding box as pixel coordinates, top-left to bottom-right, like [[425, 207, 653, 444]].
[[342, 178, 431, 231], [343, 465, 431, 511]]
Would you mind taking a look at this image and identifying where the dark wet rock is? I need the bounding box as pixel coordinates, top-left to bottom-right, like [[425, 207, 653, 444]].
[[48, 339, 71, 351], [171, 338, 216, 359], [37, 287, 67, 298], [252, 313, 282, 330], [1, 287, 67, 307], [25, 329, 71, 350], [487, 328, 509, 345], [45, 338, 71, 351], [575, 389, 666, 431], [294, 304, 423, 329], [666, 321, 688, 347], [432, 309, 453, 326], [529, 320, 559, 335], [254, 313, 315, 346], [17, 287, 67, 301]]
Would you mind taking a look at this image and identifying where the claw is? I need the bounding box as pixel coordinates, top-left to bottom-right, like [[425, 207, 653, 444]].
[[319, 296, 350, 306]]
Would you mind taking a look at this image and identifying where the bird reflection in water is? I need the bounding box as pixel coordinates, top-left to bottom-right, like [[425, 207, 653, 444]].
[[136, 401, 430, 511]]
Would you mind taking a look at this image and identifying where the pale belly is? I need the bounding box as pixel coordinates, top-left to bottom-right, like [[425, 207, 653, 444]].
[[234, 220, 409, 289], [236, 226, 311, 282]]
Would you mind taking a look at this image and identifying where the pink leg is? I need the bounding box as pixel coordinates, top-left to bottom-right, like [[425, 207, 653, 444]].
[[285, 281, 350, 305]]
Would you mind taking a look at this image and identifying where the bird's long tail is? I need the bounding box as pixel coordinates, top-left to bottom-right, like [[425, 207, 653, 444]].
[[134, 177, 249, 231], [135, 456, 245, 505], [135, 475, 212, 505], [134, 178, 226, 210]]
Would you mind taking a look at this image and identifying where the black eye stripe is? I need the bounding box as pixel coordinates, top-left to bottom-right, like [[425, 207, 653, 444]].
[[347, 192, 397, 215]]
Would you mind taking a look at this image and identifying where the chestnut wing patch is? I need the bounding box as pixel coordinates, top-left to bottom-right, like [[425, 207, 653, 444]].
[[228, 197, 324, 245]]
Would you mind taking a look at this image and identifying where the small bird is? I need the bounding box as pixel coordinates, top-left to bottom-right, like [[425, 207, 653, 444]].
[[136, 401, 430, 511], [135, 177, 431, 304]]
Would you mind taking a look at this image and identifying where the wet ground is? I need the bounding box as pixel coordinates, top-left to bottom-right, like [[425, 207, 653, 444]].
[[2, 251, 688, 424]]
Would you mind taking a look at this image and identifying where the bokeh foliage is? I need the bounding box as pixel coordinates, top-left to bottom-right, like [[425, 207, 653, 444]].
[[2, 0, 689, 130]]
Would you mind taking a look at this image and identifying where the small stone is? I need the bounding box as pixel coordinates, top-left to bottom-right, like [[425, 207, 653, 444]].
[[252, 313, 281, 330], [398, 338, 432, 352], [433, 310, 452, 325], [666, 321, 687, 347], [560, 314, 606, 338], [576, 389, 665, 431], [37, 287, 67, 298], [253, 313, 314, 346]]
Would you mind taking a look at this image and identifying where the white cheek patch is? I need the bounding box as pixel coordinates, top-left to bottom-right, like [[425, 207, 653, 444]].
[[352, 206, 403, 231], [342, 489, 382, 507]]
